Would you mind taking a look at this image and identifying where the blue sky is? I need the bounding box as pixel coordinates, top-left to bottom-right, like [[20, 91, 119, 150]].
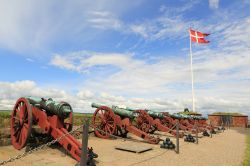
[[0, 0, 250, 117]]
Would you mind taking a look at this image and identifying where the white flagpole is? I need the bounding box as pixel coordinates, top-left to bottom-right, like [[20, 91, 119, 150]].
[[189, 29, 195, 112]]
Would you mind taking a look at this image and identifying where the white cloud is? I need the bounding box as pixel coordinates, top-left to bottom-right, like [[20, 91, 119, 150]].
[[0, 80, 91, 112], [87, 11, 123, 30], [0, 80, 179, 113], [128, 9, 201, 41], [129, 17, 190, 41], [47, 14, 250, 116], [50, 51, 191, 95], [0, 0, 144, 54], [49, 46, 250, 106], [130, 25, 149, 38], [220, 18, 250, 46], [50, 51, 142, 73], [1, 1, 250, 116], [77, 90, 94, 99], [0, 80, 67, 99], [26, 58, 34, 62], [83, 53, 133, 68], [209, 0, 219, 9], [0, 80, 249, 116], [50, 54, 77, 71], [128, 1, 202, 41]]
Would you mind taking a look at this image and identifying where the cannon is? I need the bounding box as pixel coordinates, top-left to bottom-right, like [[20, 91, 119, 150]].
[[179, 114, 210, 132], [10, 97, 97, 164], [123, 107, 184, 137], [91, 103, 160, 144], [175, 114, 206, 133], [133, 109, 195, 133], [172, 114, 214, 136], [126, 107, 194, 132], [174, 114, 199, 132], [192, 115, 218, 132]]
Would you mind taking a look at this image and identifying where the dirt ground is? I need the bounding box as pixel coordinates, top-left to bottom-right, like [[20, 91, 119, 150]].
[[0, 128, 249, 166]]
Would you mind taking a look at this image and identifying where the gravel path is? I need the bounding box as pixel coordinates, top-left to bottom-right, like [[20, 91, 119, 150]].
[[0, 128, 248, 166]]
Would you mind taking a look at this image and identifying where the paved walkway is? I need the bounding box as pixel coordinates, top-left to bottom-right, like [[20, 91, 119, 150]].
[[0, 128, 248, 166]]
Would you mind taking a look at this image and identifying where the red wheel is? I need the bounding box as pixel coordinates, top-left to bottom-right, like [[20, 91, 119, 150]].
[[161, 113, 175, 128], [92, 106, 116, 139], [161, 117, 174, 128], [135, 110, 156, 134], [11, 98, 32, 150]]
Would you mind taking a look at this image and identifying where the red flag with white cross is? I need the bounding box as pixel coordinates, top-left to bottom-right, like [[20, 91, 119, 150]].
[[188, 28, 210, 113], [189, 29, 210, 44]]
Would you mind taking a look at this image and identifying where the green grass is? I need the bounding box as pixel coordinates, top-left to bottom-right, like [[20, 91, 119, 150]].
[[0, 110, 93, 127], [73, 113, 93, 126], [211, 112, 245, 116], [74, 112, 93, 117], [243, 134, 250, 166], [0, 111, 11, 128], [178, 111, 201, 115], [0, 110, 11, 118]]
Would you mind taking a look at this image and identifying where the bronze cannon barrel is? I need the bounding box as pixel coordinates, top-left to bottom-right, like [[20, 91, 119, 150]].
[[26, 96, 72, 118], [91, 103, 136, 118], [124, 107, 166, 119]]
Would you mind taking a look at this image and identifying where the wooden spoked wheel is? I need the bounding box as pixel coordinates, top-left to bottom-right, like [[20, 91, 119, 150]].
[[135, 110, 156, 134], [161, 117, 174, 128], [10, 97, 33, 150], [92, 106, 116, 139]]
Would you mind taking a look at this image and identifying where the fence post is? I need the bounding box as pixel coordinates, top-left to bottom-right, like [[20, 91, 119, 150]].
[[176, 120, 179, 154], [210, 121, 212, 138], [80, 119, 89, 166], [195, 120, 198, 144]]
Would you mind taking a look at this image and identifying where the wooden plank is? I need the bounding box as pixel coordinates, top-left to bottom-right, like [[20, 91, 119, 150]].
[[115, 143, 153, 153]]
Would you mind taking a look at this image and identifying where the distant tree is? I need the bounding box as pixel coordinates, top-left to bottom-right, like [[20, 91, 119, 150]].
[[184, 108, 189, 112]]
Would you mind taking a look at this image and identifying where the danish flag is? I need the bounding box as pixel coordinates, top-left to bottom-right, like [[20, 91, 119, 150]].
[[189, 29, 209, 44]]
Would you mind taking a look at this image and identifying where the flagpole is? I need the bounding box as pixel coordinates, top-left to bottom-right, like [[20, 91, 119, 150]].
[[189, 29, 195, 112]]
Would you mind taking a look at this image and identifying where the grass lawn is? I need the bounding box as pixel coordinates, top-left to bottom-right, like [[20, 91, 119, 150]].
[[0, 110, 11, 118], [243, 134, 250, 166], [73, 113, 93, 126], [0, 111, 11, 128], [0, 110, 93, 127]]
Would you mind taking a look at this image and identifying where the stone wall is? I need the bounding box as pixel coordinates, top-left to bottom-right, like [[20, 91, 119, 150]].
[[232, 116, 248, 127], [208, 115, 221, 126], [208, 115, 248, 127]]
